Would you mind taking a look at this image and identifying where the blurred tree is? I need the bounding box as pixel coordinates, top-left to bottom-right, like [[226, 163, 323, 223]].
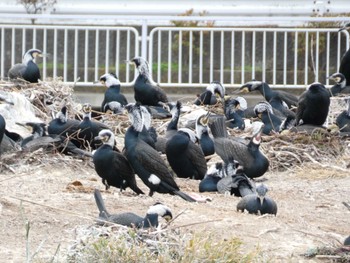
[[17, 0, 57, 24]]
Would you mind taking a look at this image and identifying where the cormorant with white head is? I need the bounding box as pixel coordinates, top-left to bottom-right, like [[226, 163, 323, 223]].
[[94, 189, 172, 228], [129, 57, 169, 107], [124, 102, 196, 202], [99, 73, 128, 112], [8, 49, 43, 83], [93, 129, 144, 194], [194, 81, 225, 106], [327, 72, 350, 96]]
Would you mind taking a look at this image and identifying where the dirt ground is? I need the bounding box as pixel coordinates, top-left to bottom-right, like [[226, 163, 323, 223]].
[[0, 144, 349, 262]]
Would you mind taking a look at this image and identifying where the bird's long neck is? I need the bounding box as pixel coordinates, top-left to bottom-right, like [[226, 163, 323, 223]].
[[167, 108, 180, 131], [109, 84, 121, 92], [82, 112, 92, 121], [259, 83, 275, 100], [142, 213, 158, 228], [23, 53, 34, 65]]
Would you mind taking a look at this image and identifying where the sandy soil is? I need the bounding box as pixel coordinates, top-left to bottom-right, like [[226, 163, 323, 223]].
[[0, 146, 349, 263]]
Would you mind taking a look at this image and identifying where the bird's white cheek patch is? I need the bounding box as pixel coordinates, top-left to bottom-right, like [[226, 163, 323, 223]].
[[148, 174, 161, 185]]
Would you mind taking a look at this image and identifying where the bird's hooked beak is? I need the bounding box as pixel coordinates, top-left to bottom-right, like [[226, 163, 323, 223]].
[[239, 85, 251, 93]]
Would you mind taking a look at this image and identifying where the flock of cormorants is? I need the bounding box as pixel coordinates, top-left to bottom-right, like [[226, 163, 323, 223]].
[[0, 24, 350, 238]]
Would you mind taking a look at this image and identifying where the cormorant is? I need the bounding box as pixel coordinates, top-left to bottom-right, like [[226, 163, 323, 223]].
[[165, 129, 207, 180], [254, 101, 294, 134], [20, 122, 47, 147], [77, 103, 111, 150], [336, 98, 350, 132], [47, 106, 81, 147], [8, 49, 43, 83], [199, 161, 238, 192], [195, 112, 215, 157], [94, 189, 172, 228], [224, 97, 246, 130], [194, 81, 225, 105], [240, 80, 298, 108], [339, 23, 350, 86], [295, 82, 330, 126], [93, 129, 144, 194], [124, 102, 196, 202], [129, 56, 169, 107], [327, 72, 350, 96], [209, 117, 269, 179], [99, 73, 128, 112], [236, 184, 277, 215]]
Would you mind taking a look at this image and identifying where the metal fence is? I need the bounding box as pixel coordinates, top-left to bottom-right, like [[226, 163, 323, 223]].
[[0, 23, 349, 88]]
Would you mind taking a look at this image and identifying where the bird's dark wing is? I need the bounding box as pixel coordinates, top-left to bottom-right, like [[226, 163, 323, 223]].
[[186, 142, 207, 177], [135, 140, 177, 185], [295, 91, 307, 125], [112, 152, 135, 180], [8, 64, 26, 79], [214, 137, 254, 167], [277, 91, 298, 107]]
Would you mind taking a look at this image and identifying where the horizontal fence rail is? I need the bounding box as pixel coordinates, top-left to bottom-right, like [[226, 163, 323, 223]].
[[149, 27, 350, 88], [0, 25, 139, 84], [0, 23, 349, 89]]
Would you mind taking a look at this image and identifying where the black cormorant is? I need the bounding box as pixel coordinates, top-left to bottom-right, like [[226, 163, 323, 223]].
[[336, 98, 350, 132], [194, 81, 225, 105], [129, 56, 169, 107], [93, 129, 144, 194], [94, 189, 172, 228], [165, 129, 207, 180], [295, 82, 330, 126], [339, 23, 350, 86], [224, 97, 246, 130], [20, 122, 47, 147], [209, 117, 269, 179], [48, 106, 81, 147], [240, 80, 298, 108], [124, 102, 196, 202], [327, 72, 350, 96], [99, 73, 128, 112], [254, 101, 294, 134], [195, 112, 215, 157], [77, 103, 111, 150], [236, 184, 277, 215], [8, 49, 43, 83]]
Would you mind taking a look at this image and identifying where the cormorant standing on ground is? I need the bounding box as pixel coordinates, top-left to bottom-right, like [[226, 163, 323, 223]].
[[209, 117, 269, 179], [237, 184, 277, 215], [129, 56, 169, 107], [124, 102, 196, 202], [339, 23, 350, 86], [94, 189, 172, 228], [194, 81, 225, 106], [295, 82, 330, 126], [99, 73, 128, 112], [165, 129, 207, 180], [8, 49, 43, 83], [93, 129, 144, 194], [336, 98, 350, 132], [240, 80, 298, 108]]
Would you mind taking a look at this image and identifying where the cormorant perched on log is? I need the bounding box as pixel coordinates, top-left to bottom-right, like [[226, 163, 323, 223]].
[[295, 82, 330, 126], [8, 49, 43, 83], [165, 129, 207, 180], [99, 73, 128, 112], [339, 23, 350, 86], [240, 80, 298, 108], [209, 117, 269, 179], [237, 184, 277, 215], [124, 102, 196, 202], [94, 189, 172, 228], [336, 98, 350, 132], [93, 129, 144, 194], [194, 81, 225, 105], [77, 103, 111, 150], [327, 72, 350, 96], [129, 56, 169, 107], [195, 112, 215, 157]]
